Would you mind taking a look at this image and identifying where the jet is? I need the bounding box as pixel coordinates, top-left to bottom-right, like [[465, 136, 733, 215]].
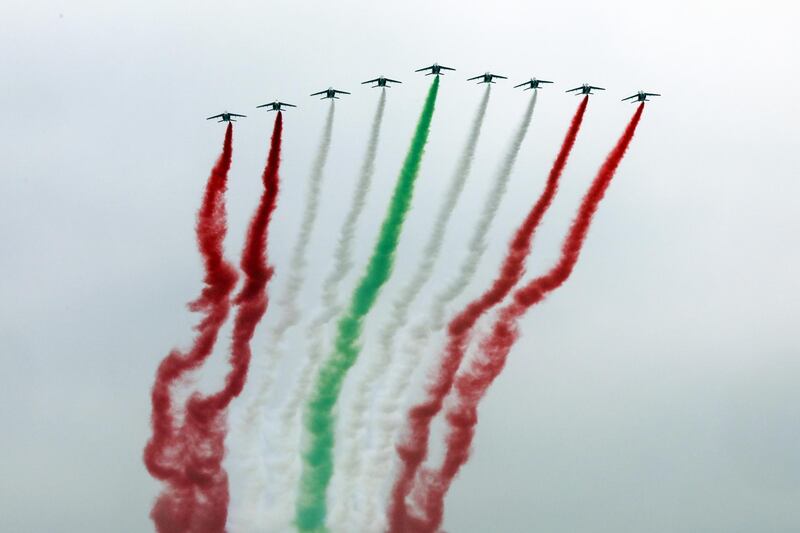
[[514, 78, 554, 90], [622, 91, 661, 103], [566, 84, 605, 95], [362, 76, 402, 88], [256, 101, 297, 112], [310, 87, 351, 100], [415, 63, 456, 76], [206, 111, 246, 123], [467, 72, 508, 84]]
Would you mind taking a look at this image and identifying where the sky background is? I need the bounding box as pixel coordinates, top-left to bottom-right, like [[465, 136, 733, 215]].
[[1, 0, 799, 531]]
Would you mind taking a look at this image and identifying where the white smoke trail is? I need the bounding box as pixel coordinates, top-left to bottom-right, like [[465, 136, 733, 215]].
[[332, 85, 493, 531], [233, 102, 336, 533], [359, 89, 539, 531]]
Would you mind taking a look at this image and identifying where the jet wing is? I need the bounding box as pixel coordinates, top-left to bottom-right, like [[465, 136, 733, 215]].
[[385, 78, 402, 83], [206, 114, 224, 120], [362, 78, 380, 84], [494, 74, 508, 79], [229, 113, 246, 117], [645, 93, 661, 96], [539, 80, 554, 84], [590, 86, 606, 91], [415, 65, 433, 72], [566, 87, 582, 92], [467, 75, 483, 81], [621, 95, 637, 101], [333, 90, 350, 95], [440, 65, 456, 71], [514, 81, 530, 88], [255, 103, 271, 108], [310, 90, 327, 96], [281, 102, 297, 107]]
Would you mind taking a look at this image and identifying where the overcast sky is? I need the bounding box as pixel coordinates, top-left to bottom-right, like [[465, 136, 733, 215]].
[[1, 0, 799, 532]]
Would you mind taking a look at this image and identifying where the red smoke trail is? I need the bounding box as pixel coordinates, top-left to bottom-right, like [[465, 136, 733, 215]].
[[189, 110, 282, 414], [145, 113, 283, 533], [410, 103, 645, 533], [388, 97, 589, 531], [144, 123, 238, 484]]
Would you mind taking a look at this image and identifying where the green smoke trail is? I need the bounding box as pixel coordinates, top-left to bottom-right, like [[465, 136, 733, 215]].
[[295, 76, 440, 532]]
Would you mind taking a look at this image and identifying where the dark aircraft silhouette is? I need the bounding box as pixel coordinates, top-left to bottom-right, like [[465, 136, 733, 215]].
[[467, 72, 508, 84], [514, 78, 554, 90], [310, 87, 351, 100], [622, 91, 661, 103], [415, 63, 456, 76], [566, 84, 605, 95], [362, 76, 402, 88], [256, 101, 296, 112], [206, 111, 246, 123]]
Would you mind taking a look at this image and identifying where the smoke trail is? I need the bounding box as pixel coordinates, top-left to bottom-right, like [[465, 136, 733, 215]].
[[158, 112, 283, 532], [332, 85, 491, 530], [406, 103, 646, 533], [269, 101, 335, 360], [233, 103, 335, 528], [143, 124, 239, 532], [296, 77, 440, 533], [361, 90, 539, 527], [389, 96, 589, 531], [251, 90, 387, 531]]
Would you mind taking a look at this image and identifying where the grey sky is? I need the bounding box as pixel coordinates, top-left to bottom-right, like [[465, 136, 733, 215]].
[[1, 0, 798, 532]]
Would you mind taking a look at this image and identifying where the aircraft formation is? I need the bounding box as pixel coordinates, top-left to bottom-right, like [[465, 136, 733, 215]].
[[207, 62, 659, 120], [154, 56, 657, 533]]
